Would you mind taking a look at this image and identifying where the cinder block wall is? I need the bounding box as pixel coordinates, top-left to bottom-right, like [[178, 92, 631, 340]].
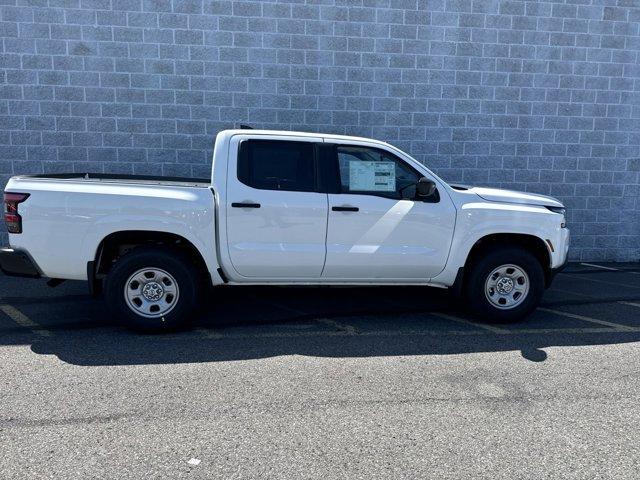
[[1, 0, 639, 260]]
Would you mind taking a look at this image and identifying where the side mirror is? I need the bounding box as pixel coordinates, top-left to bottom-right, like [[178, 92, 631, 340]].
[[416, 177, 436, 197]]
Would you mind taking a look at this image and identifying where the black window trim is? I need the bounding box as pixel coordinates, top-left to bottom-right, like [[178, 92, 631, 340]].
[[317, 142, 341, 194], [327, 143, 440, 203], [235, 139, 440, 202]]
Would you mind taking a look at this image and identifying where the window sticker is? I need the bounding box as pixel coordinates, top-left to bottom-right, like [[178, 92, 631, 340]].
[[349, 161, 396, 192]]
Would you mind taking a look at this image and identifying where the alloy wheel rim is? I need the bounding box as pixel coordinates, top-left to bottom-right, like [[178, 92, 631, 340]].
[[484, 264, 529, 310], [124, 268, 179, 318]]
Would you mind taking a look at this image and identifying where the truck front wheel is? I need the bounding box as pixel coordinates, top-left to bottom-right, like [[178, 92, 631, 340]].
[[104, 247, 202, 332], [464, 247, 545, 323]]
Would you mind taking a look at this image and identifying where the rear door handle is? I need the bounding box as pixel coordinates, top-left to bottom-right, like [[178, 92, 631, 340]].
[[332, 206, 359, 212], [231, 202, 261, 209]]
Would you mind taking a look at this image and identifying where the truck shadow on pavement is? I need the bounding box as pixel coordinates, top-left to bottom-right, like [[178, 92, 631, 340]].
[[28, 318, 640, 367], [1, 272, 637, 366]]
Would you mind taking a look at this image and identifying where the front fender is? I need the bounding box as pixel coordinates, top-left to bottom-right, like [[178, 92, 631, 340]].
[[431, 202, 563, 286]]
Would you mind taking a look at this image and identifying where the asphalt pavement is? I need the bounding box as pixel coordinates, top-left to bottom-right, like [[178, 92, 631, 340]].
[[1, 262, 639, 479]]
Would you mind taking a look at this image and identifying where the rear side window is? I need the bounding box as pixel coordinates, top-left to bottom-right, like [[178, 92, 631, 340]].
[[238, 140, 316, 192]]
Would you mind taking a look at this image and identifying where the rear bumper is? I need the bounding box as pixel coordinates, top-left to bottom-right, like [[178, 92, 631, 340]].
[[0, 248, 41, 278]]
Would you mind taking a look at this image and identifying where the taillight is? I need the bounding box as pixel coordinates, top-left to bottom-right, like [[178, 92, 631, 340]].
[[3, 192, 30, 234]]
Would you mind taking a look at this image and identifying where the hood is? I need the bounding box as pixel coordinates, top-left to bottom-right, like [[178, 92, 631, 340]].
[[451, 185, 564, 208]]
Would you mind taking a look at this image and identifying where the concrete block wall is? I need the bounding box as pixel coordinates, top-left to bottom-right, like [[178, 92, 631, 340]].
[[1, 0, 639, 261]]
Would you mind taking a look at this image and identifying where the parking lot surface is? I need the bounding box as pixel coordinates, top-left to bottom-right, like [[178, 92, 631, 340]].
[[1, 262, 640, 479]]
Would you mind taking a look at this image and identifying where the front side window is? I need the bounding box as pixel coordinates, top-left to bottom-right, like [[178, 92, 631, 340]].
[[337, 146, 420, 200], [238, 140, 315, 192]]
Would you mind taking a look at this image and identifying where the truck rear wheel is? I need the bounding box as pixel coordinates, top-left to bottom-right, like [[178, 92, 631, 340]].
[[464, 246, 545, 323], [104, 247, 202, 332]]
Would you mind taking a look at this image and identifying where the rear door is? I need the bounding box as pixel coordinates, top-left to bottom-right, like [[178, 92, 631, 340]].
[[322, 143, 456, 280], [226, 136, 328, 278]]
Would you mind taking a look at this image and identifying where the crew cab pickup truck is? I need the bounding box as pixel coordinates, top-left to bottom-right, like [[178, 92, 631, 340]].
[[1, 129, 569, 331]]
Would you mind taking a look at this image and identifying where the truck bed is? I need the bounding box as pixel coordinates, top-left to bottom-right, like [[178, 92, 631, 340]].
[[6, 171, 217, 280], [15, 173, 211, 188]]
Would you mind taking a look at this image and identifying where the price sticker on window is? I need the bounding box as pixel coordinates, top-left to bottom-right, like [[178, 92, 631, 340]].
[[349, 161, 396, 192]]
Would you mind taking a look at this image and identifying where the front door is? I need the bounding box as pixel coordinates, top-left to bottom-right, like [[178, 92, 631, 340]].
[[322, 144, 456, 280], [226, 137, 328, 278]]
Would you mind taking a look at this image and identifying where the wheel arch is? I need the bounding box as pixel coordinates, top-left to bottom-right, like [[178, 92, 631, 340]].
[[89, 230, 210, 295], [453, 233, 553, 294]]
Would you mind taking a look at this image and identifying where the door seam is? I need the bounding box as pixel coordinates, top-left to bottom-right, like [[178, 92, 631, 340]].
[[320, 192, 329, 277]]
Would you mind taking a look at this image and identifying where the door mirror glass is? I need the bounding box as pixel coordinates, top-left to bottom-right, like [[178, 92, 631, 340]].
[[416, 177, 436, 197]]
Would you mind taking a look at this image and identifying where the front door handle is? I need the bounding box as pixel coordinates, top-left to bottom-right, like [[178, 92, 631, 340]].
[[332, 206, 359, 212], [232, 202, 261, 208]]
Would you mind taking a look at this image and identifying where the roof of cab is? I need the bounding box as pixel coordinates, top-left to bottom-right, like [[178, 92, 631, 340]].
[[216, 129, 391, 148]]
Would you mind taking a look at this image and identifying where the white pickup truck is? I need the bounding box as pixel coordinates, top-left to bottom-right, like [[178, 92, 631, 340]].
[[1, 129, 569, 331]]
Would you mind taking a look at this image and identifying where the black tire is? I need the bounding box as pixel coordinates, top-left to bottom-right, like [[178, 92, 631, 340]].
[[104, 247, 202, 332], [464, 246, 545, 323]]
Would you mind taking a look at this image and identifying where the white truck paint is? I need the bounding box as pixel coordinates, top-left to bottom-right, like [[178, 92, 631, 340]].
[[2, 129, 569, 329]]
